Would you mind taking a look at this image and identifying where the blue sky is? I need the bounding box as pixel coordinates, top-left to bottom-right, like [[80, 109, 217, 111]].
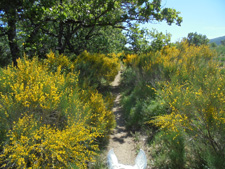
[[141, 0, 225, 42]]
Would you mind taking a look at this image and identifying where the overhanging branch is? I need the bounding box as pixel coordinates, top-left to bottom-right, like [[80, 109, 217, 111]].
[[0, 33, 6, 37]]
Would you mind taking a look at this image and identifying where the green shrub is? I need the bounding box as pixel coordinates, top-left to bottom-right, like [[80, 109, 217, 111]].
[[121, 41, 225, 168], [0, 54, 116, 168], [121, 82, 156, 130], [150, 131, 185, 169], [75, 51, 120, 88]]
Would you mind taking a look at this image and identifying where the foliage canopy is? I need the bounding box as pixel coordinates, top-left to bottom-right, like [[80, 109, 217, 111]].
[[0, 0, 182, 65]]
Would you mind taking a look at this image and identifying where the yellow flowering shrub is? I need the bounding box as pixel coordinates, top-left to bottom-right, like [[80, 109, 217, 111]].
[[123, 54, 138, 65], [160, 41, 214, 80], [150, 70, 225, 167], [0, 53, 116, 168], [75, 51, 120, 87], [123, 41, 214, 84], [151, 71, 225, 136], [78, 89, 116, 137], [150, 42, 223, 132], [121, 41, 225, 167], [149, 43, 224, 167], [0, 114, 100, 168], [44, 51, 74, 73], [0, 56, 76, 125]]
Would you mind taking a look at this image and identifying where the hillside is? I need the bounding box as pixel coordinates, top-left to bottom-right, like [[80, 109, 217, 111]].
[[210, 35, 225, 45]]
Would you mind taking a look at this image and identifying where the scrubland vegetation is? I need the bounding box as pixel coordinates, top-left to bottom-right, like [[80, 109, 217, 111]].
[[1, 39, 224, 169], [121, 41, 225, 168], [1, 0, 225, 168], [0, 41, 225, 169], [0, 51, 120, 168]]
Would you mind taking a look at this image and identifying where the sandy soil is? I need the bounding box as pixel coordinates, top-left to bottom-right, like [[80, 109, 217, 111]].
[[107, 71, 151, 167], [108, 71, 136, 165]]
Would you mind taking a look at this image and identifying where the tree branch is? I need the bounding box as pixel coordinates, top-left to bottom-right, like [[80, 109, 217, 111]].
[[0, 33, 6, 37], [41, 28, 58, 37]]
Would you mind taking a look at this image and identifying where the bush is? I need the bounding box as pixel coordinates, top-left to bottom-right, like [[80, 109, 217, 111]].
[[0, 114, 100, 168], [150, 131, 185, 169], [121, 82, 156, 130], [75, 51, 120, 88], [0, 54, 116, 168], [44, 50, 74, 73], [121, 41, 225, 168], [150, 47, 225, 167]]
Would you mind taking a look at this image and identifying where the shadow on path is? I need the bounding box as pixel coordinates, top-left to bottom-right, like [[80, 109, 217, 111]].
[[107, 71, 137, 165]]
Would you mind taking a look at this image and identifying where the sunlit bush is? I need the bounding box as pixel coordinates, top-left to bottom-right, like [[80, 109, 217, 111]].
[[151, 68, 225, 167], [121, 41, 225, 168], [150, 131, 185, 169], [123, 41, 214, 84], [0, 114, 100, 168], [75, 51, 120, 88], [44, 51, 74, 73], [0, 54, 116, 168]]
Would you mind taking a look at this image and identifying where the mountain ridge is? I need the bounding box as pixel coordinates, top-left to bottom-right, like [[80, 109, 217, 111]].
[[209, 35, 225, 45]]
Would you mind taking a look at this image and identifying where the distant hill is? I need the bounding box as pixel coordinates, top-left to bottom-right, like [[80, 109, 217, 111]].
[[210, 36, 225, 45]]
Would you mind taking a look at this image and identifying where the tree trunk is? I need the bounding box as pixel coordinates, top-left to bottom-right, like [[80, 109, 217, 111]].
[[58, 0, 64, 54], [58, 20, 64, 54], [6, 8, 20, 66]]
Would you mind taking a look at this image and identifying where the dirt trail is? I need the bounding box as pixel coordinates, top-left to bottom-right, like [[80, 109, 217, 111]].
[[107, 71, 137, 165], [109, 71, 151, 166], [101, 70, 151, 168]]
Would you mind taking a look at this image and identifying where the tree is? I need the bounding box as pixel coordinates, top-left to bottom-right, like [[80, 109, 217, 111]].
[[34, 0, 182, 55], [1, 0, 183, 65], [0, 36, 11, 66], [187, 32, 209, 46], [210, 42, 217, 48], [0, 0, 22, 66], [221, 39, 225, 46], [0, 0, 54, 65], [126, 24, 150, 53], [149, 29, 171, 51], [126, 26, 172, 54], [83, 26, 127, 54]]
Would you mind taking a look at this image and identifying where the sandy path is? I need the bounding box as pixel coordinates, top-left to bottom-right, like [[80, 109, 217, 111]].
[[107, 71, 137, 165], [99, 71, 152, 169]]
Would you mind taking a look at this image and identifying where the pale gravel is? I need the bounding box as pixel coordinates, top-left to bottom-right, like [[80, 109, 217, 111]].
[[103, 71, 151, 168]]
